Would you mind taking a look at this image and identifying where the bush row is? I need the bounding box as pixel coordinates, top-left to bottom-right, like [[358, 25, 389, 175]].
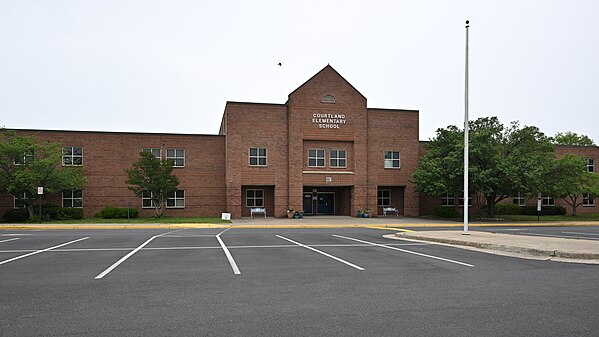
[[2, 206, 139, 222], [495, 204, 567, 216]]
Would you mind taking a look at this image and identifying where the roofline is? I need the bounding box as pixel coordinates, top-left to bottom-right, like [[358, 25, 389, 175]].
[[368, 107, 419, 113], [288, 64, 367, 100], [555, 144, 599, 149], [6, 128, 223, 138], [225, 101, 286, 107]]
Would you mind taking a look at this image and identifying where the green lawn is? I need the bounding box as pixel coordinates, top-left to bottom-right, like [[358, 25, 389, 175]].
[[22, 217, 231, 224], [499, 213, 599, 222]]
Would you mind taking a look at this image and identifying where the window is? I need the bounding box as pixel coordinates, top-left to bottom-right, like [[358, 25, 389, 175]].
[[441, 193, 455, 207], [167, 148, 185, 167], [583, 193, 595, 207], [246, 189, 264, 207], [459, 195, 472, 207], [142, 190, 155, 208], [512, 192, 526, 206], [542, 196, 555, 206], [330, 150, 346, 168], [308, 149, 325, 167], [62, 190, 83, 208], [378, 189, 391, 207], [249, 147, 267, 166], [321, 95, 336, 104], [14, 149, 34, 165], [384, 151, 400, 169], [142, 148, 161, 159], [62, 146, 83, 166], [167, 190, 185, 208], [13, 192, 28, 209], [588, 159, 595, 173]]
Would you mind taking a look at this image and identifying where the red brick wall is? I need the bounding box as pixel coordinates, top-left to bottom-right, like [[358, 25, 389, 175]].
[[0, 130, 226, 218]]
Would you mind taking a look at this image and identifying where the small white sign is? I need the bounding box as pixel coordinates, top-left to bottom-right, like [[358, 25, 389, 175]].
[[536, 199, 542, 212], [37, 187, 44, 195], [221, 213, 231, 220], [325, 176, 332, 183]]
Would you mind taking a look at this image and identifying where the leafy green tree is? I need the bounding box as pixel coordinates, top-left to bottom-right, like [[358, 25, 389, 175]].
[[0, 130, 86, 219], [552, 131, 596, 146], [125, 151, 179, 217], [543, 154, 599, 215], [413, 117, 555, 217]]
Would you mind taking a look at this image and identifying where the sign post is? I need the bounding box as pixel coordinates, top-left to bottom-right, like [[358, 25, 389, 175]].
[[37, 187, 44, 224], [537, 193, 542, 221]]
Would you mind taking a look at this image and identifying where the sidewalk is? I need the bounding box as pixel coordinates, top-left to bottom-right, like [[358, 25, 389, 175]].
[[393, 230, 599, 264]]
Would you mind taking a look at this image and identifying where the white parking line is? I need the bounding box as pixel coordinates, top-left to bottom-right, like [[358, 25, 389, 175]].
[[216, 234, 241, 275], [94, 229, 182, 280], [0, 238, 20, 244], [276, 235, 365, 271], [332, 235, 475, 268], [0, 237, 89, 266]]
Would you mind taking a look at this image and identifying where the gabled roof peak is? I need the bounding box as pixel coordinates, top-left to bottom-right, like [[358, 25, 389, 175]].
[[288, 64, 366, 100]]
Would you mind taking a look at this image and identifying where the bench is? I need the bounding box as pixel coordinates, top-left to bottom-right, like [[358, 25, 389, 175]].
[[383, 207, 398, 217], [250, 207, 266, 218]]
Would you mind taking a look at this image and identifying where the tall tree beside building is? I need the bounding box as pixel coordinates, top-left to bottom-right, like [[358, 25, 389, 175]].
[[543, 154, 599, 215], [552, 132, 596, 146], [125, 151, 179, 217], [412, 117, 555, 218], [0, 129, 86, 219]]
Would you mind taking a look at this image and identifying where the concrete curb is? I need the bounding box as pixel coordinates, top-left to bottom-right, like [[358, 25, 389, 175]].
[[395, 232, 599, 260]]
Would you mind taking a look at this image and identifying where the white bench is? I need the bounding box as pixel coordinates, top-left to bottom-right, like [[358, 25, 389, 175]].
[[250, 207, 266, 218], [383, 207, 398, 217]]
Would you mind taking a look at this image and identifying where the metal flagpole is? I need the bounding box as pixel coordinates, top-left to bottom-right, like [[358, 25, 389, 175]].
[[463, 20, 470, 235]]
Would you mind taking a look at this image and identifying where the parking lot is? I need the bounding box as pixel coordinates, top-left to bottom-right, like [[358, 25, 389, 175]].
[[1, 227, 599, 336]]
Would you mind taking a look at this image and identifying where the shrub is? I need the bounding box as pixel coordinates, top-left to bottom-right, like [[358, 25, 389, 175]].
[[494, 204, 521, 215], [57, 208, 84, 220], [96, 206, 138, 219], [3, 208, 30, 222], [520, 205, 567, 216], [434, 206, 459, 218]]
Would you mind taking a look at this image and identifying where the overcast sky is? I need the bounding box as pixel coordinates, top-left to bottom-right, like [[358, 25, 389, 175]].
[[1, 0, 598, 142]]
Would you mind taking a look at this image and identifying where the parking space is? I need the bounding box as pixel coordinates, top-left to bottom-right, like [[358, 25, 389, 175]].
[[0, 228, 476, 280], [2, 226, 599, 336]]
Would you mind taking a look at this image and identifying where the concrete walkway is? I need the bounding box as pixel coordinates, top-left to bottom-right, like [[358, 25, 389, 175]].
[[393, 230, 599, 264]]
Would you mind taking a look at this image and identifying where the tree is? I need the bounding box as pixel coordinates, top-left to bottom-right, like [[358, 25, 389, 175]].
[[0, 130, 86, 218], [412, 117, 555, 218], [125, 151, 179, 217], [543, 154, 599, 215], [552, 131, 596, 146]]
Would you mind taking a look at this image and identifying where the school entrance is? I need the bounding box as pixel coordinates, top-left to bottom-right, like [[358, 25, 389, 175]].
[[302, 186, 352, 216]]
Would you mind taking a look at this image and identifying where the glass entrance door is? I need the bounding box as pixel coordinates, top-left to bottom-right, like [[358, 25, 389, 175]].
[[317, 193, 335, 215]]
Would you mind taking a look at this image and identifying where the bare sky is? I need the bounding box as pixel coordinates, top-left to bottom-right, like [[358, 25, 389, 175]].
[[1, 0, 598, 142]]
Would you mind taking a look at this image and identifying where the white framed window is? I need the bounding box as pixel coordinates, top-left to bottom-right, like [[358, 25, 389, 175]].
[[308, 149, 325, 167], [542, 195, 555, 206], [167, 148, 185, 167], [583, 193, 595, 207], [512, 192, 526, 206], [62, 146, 83, 166], [321, 95, 336, 104], [330, 150, 346, 168], [13, 192, 28, 209], [62, 190, 83, 208], [458, 195, 472, 208], [441, 193, 455, 207], [142, 148, 161, 159], [142, 190, 155, 208], [167, 190, 185, 208], [14, 149, 34, 165], [246, 189, 264, 207], [249, 147, 267, 166], [377, 189, 391, 207], [384, 151, 400, 169], [588, 159, 595, 173]]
